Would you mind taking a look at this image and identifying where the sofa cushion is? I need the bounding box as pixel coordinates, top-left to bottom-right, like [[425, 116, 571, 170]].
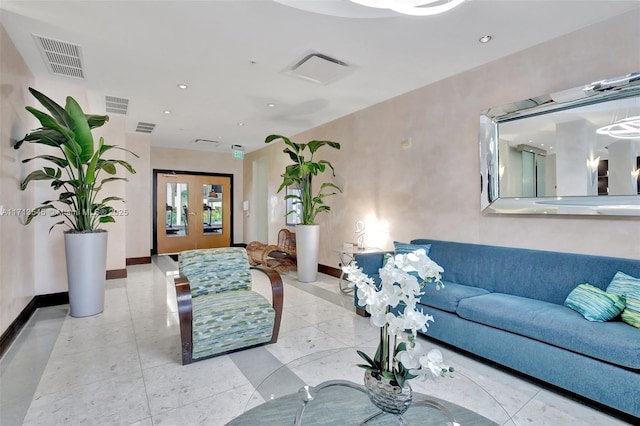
[[192, 289, 275, 360], [394, 241, 431, 255], [607, 271, 640, 328], [456, 293, 640, 369], [563, 283, 626, 322], [418, 281, 490, 313]]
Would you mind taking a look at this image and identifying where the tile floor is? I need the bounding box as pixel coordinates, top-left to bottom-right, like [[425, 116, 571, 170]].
[[0, 256, 633, 426]]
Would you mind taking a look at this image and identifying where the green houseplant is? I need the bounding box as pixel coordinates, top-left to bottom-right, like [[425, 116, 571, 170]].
[[14, 87, 137, 317], [265, 134, 341, 282]]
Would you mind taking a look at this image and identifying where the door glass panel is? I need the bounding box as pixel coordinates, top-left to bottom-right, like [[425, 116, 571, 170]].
[[203, 184, 223, 235], [166, 182, 189, 237]]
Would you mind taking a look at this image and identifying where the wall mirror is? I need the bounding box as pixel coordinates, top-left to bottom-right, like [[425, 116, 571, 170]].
[[480, 72, 640, 216]]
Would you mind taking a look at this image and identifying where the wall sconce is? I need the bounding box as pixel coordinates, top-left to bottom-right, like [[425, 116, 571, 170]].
[[586, 156, 600, 172]]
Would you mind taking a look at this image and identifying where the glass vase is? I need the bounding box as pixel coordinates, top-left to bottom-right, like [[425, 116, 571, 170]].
[[363, 370, 413, 415]]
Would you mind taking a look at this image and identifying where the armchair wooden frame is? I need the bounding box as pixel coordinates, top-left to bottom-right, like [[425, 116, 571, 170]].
[[174, 265, 283, 365]]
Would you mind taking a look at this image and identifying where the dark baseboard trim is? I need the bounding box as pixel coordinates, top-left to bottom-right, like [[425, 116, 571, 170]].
[[126, 256, 152, 266], [319, 264, 341, 278], [106, 269, 127, 279], [0, 291, 69, 358]]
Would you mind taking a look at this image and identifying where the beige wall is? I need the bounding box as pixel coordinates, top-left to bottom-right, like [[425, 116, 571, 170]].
[[244, 11, 640, 271], [151, 147, 244, 244], [0, 24, 36, 333], [1, 24, 134, 319], [126, 132, 151, 259]]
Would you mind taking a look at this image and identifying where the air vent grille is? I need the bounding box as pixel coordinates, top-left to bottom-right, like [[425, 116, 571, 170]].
[[136, 122, 156, 133], [194, 139, 220, 146], [34, 35, 85, 79], [105, 96, 129, 115], [286, 52, 350, 85]]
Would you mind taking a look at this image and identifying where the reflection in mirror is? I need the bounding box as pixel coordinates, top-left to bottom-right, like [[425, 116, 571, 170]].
[[166, 182, 189, 236], [480, 72, 640, 215], [203, 184, 223, 235], [285, 185, 302, 226]]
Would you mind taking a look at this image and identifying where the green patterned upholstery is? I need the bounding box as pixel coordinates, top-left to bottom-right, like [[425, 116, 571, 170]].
[[192, 289, 275, 359], [176, 247, 280, 363], [179, 247, 251, 296]]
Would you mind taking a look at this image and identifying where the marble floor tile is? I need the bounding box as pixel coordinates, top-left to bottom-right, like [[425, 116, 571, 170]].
[[150, 383, 257, 426], [265, 324, 348, 365], [34, 339, 142, 398], [512, 389, 630, 425], [51, 317, 136, 356], [314, 314, 380, 346], [142, 355, 250, 416], [284, 298, 355, 325], [446, 352, 541, 420], [23, 373, 149, 426]]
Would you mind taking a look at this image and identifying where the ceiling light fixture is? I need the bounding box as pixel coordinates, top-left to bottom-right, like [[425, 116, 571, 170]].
[[596, 116, 640, 140], [163, 110, 171, 114], [237, 122, 245, 126], [177, 84, 188, 89], [479, 35, 492, 43], [348, 0, 465, 16], [267, 103, 276, 108]]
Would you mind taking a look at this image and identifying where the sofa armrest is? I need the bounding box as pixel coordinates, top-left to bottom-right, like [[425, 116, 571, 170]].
[[354, 251, 390, 276], [352, 251, 391, 317], [174, 274, 194, 365], [251, 266, 284, 343]]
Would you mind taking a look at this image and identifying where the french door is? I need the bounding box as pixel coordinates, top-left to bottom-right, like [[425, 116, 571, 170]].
[[155, 171, 232, 254]]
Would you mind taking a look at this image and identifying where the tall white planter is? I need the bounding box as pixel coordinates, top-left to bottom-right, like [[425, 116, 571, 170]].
[[296, 224, 320, 283], [64, 231, 108, 317]]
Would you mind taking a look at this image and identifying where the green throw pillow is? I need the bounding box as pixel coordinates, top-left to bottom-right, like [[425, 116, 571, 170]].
[[563, 283, 626, 322], [394, 241, 431, 255], [606, 271, 640, 328]]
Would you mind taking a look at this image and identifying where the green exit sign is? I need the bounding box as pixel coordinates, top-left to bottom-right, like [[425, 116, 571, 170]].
[[232, 149, 244, 159]]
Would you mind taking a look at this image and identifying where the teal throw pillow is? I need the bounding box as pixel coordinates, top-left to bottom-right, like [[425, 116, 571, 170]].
[[563, 283, 626, 322], [393, 241, 431, 256], [606, 271, 640, 328]]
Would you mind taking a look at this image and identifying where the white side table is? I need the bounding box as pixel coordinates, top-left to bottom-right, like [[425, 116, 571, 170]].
[[336, 247, 383, 294]]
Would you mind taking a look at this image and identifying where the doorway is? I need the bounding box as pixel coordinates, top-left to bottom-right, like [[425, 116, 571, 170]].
[[153, 170, 233, 254]]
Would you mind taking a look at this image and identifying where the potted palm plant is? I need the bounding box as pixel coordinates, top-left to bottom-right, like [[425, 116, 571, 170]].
[[265, 134, 341, 282], [14, 88, 137, 317]]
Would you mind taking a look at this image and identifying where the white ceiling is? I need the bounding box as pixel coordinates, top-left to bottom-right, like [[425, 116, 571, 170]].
[[2, 0, 639, 154]]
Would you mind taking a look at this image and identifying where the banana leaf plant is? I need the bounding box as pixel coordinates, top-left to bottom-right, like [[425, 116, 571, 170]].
[[265, 134, 341, 225], [14, 87, 138, 232]]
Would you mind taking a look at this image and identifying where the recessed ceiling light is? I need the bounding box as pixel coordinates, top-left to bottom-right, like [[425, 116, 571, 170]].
[[177, 84, 188, 89], [163, 110, 171, 114], [479, 35, 493, 43], [267, 103, 276, 108], [238, 122, 245, 126]]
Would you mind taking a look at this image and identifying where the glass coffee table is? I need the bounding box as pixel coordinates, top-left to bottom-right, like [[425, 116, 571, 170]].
[[227, 347, 515, 425]]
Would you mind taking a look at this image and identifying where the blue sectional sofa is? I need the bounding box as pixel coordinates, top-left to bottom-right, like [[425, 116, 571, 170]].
[[354, 239, 640, 419]]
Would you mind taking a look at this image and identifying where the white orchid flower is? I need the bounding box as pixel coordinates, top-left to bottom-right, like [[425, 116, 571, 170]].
[[341, 248, 450, 385]]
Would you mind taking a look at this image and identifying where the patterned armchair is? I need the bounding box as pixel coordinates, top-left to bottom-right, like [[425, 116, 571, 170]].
[[174, 247, 283, 365]]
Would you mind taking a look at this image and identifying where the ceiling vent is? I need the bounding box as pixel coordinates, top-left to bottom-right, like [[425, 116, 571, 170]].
[[34, 35, 84, 79], [136, 122, 156, 133], [105, 96, 129, 115], [285, 52, 351, 85], [194, 139, 221, 146]]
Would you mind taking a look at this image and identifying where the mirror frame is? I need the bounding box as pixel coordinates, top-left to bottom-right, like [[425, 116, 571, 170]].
[[479, 72, 640, 216]]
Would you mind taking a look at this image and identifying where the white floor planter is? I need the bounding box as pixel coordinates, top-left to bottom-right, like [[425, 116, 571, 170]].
[[64, 231, 108, 317], [296, 224, 320, 283]]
